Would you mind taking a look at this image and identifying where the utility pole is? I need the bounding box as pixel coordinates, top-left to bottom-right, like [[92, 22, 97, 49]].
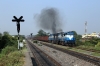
[[12, 16, 25, 50]]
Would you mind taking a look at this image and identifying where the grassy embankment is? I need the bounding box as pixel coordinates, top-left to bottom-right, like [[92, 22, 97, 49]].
[[0, 46, 26, 66], [76, 38, 100, 51], [0, 32, 26, 66], [62, 38, 100, 57]]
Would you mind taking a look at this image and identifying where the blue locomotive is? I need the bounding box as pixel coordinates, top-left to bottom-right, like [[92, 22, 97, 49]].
[[48, 31, 75, 46]]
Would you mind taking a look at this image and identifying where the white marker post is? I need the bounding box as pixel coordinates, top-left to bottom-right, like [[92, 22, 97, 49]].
[[18, 33, 20, 49], [18, 40, 19, 49], [19, 42, 24, 50]]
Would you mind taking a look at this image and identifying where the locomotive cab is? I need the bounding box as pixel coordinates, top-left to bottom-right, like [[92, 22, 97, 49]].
[[63, 31, 75, 46]]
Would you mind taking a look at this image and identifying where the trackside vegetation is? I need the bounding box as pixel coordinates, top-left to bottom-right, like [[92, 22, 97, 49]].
[[73, 31, 100, 51], [0, 31, 25, 66]]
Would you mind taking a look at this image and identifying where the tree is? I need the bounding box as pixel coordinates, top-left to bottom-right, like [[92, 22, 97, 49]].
[[73, 31, 82, 40], [0, 32, 18, 50], [73, 31, 77, 36], [72, 31, 83, 46], [0, 33, 10, 49], [0, 33, 2, 39], [36, 29, 48, 36], [3, 31, 9, 36]]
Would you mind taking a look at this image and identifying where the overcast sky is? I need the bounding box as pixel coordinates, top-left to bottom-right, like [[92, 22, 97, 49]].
[[0, 0, 100, 35]]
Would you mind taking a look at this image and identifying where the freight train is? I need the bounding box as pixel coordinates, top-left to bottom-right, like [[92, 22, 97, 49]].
[[33, 31, 76, 46]]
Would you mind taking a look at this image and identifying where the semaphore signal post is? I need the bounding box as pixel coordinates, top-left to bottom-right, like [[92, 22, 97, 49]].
[[12, 16, 25, 50]]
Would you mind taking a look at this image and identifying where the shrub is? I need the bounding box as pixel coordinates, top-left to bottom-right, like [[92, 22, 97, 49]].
[[84, 41, 94, 46], [75, 40, 84, 46], [33, 40, 38, 43], [95, 42, 100, 48], [0, 46, 17, 56], [23, 41, 26, 44]]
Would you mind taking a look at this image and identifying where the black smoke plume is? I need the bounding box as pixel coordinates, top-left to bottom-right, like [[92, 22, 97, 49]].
[[35, 8, 63, 34]]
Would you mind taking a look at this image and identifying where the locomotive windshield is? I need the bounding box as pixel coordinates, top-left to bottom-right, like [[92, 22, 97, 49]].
[[64, 32, 74, 36], [67, 32, 74, 35]]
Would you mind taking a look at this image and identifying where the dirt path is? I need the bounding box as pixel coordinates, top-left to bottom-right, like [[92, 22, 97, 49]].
[[23, 43, 33, 66]]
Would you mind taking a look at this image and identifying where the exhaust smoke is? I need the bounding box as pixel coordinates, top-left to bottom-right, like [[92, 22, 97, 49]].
[[35, 7, 63, 34]]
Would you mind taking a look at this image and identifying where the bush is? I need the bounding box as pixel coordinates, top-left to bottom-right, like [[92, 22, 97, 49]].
[[0, 46, 17, 56], [94, 47, 100, 51], [33, 40, 38, 43], [23, 41, 26, 44], [95, 42, 100, 48], [89, 38, 100, 45], [84, 41, 95, 46], [75, 40, 84, 46], [0, 34, 18, 50]]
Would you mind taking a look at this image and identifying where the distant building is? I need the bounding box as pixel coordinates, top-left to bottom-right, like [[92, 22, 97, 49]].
[[82, 32, 100, 38]]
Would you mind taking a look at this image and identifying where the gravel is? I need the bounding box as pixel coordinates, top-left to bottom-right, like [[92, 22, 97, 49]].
[[30, 40, 97, 66]]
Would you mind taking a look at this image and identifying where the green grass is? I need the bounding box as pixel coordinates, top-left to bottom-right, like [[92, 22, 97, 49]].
[[76, 45, 100, 52], [76, 39, 100, 51], [91, 52, 100, 57], [0, 46, 25, 66], [94, 46, 100, 51]]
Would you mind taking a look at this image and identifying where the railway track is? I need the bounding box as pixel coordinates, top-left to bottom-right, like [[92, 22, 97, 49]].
[[37, 40, 100, 53], [45, 41, 100, 53], [39, 41, 100, 66], [26, 40, 61, 66]]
